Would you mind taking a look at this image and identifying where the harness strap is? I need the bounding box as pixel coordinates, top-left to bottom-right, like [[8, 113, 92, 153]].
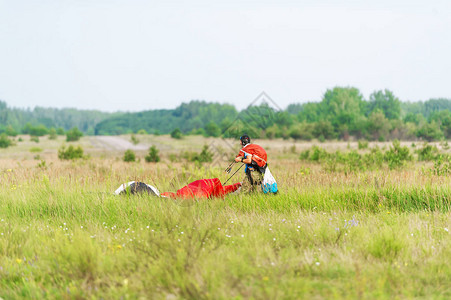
[[239, 149, 267, 165]]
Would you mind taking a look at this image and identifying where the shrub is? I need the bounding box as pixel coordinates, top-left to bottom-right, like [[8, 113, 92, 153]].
[[170, 128, 182, 139], [0, 133, 12, 148], [432, 155, 451, 176], [416, 121, 444, 141], [37, 160, 47, 169], [145, 146, 160, 162], [416, 143, 439, 161], [185, 145, 212, 163], [265, 125, 281, 139], [313, 120, 335, 140], [362, 146, 384, 169], [48, 128, 58, 140], [24, 124, 49, 136], [66, 127, 83, 142], [299, 149, 310, 160], [58, 145, 84, 160], [194, 145, 213, 163], [358, 140, 369, 149], [30, 136, 39, 143], [123, 150, 136, 162], [300, 146, 330, 162], [56, 127, 65, 135], [384, 140, 412, 169], [130, 134, 139, 145], [192, 128, 206, 136], [137, 129, 148, 135], [289, 123, 314, 140], [168, 153, 179, 162], [5, 125, 18, 137], [440, 141, 450, 150], [204, 122, 221, 137], [336, 150, 363, 173], [29, 147, 43, 153]]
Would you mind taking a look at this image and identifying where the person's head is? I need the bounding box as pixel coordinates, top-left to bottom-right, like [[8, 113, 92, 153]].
[[240, 134, 250, 146]]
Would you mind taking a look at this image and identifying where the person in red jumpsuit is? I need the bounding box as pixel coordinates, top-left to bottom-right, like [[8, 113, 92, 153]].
[[234, 134, 267, 193]]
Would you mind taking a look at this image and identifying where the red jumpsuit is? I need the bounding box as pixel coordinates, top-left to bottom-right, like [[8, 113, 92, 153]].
[[236, 143, 267, 193]]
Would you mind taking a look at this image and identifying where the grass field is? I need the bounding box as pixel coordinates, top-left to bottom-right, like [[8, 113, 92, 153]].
[[0, 135, 450, 299]]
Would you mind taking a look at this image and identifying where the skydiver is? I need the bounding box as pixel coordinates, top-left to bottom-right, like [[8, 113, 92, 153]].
[[234, 134, 268, 193]]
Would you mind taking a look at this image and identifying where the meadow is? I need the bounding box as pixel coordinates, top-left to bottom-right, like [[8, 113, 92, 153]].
[[0, 135, 450, 299]]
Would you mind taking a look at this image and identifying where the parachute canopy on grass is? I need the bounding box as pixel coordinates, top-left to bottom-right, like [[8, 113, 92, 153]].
[[161, 178, 241, 199], [115, 178, 240, 199], [115, 181, 160, 196]]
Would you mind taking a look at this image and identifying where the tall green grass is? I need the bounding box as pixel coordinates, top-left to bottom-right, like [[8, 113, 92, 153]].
[[0, 159, 450, 298]]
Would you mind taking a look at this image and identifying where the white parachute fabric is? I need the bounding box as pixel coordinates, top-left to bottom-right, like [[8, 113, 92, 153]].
[[114, 181, 160, 196], [114, 181, 135, 195], [261, 167, 278, 194]]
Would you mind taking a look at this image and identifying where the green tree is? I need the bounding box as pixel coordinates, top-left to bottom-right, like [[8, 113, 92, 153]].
[[22, 123, 48, 136], [5, 125, 17, 137], [367, 90, 401, 120], [321, 87, 365, 133], [430, 110, 451, 139], [22, 123, 33, 134], [416, 121, 444, 141], [289, 122, 314, 140], [204, 122, 221, 137], [66, 127, 83, 142], [403, 113, 425, 125], [56, 127, 65, 135], [296, 102, 322, 123], [265, 124, 283, 139], [366, 111, 391, 141], [313, 120, 335, 140]]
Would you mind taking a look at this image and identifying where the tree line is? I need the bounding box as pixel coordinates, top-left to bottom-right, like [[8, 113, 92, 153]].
[[1, 87, 450, 141], [0, 101, 122, 136]]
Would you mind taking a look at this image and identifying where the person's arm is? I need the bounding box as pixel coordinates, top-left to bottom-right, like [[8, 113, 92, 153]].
[[235, 154, 252, 164]]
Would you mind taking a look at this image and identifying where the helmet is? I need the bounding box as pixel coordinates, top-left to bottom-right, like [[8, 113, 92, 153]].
[[240, 134, 250, 146]]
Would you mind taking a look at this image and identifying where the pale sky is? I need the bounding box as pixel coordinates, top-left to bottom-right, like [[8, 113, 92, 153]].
[[1, 0, 450, 112]]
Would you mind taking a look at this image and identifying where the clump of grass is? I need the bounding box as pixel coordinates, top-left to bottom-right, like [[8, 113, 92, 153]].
[[366, 229, 404, 261], [358, 139, 369, 149], [29, 147, 43, 153]]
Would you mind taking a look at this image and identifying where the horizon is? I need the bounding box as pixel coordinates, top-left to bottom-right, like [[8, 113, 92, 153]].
[[1, 88, 450, 113]]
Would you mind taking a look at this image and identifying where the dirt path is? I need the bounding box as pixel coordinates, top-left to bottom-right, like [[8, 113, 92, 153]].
[[90, 136, 149, 151]]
